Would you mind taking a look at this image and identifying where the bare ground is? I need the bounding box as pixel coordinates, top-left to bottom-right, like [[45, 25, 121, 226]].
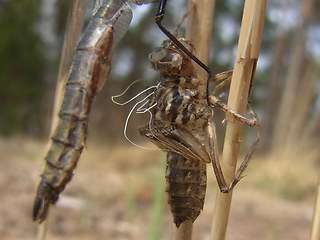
[[0, 136, 316, 240]]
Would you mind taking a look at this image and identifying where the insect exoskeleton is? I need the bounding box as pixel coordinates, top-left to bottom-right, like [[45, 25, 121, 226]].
[[33, 0, 134, 223], [138, 38, 213, 227]]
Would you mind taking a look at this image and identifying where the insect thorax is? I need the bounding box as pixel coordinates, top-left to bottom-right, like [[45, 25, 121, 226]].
[[148, 38, 211, 142], [152, 75, 210, 133]]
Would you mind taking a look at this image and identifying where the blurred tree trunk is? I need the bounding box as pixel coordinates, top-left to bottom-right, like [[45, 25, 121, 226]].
[[305, 110, 320, 141], [288, 62, 318, 142], [259, 33, 285, 152], [0, 0, 45, 136], [38, 0, 59, 138], [272, 0, 315, 152]]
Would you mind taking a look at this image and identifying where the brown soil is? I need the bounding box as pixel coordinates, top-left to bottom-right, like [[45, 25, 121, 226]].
[[0, 136, 316, 240]]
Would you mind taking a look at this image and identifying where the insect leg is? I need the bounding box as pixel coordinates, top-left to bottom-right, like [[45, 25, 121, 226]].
[[210, 70, 233, 95], [207, 112, 229, 193], [207, 106, 260, 192], [209, 70, 233, 83], [229, 120, 260, 190], [208, 96, 258, 127]]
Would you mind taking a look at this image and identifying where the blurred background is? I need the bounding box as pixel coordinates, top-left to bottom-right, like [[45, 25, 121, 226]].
[[0, 0, 320, 239]]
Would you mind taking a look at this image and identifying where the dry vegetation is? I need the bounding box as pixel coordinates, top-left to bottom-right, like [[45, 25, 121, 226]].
[[0, 135, 317, 240]]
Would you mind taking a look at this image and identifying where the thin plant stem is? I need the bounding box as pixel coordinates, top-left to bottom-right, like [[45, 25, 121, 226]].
[[171, 220, 193, 240], [37, 220, 47, 240], [310, 174, 320, 240], [210, 1, 266, 240]]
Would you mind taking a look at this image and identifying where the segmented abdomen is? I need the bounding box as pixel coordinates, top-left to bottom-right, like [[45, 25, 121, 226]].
[[166, 152, 206, 227], [33, 46, 106, 222], [33, 1, 133, 222]]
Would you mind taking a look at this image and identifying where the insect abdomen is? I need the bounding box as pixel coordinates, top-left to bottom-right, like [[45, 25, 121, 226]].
[[166, 152, 206, 227], [33, 55, 94, 221], [32, 0, 134, 222], [42, 80, 91, 187]]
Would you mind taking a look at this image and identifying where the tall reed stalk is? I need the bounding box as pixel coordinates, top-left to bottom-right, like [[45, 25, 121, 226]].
[[210, 1, 266, 240], [37, 1, 89, 240], [310, 174, 320, 240]]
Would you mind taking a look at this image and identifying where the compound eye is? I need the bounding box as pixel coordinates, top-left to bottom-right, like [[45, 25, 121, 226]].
[[149, 48, 167, 62], [159, 52, 182, 66]]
